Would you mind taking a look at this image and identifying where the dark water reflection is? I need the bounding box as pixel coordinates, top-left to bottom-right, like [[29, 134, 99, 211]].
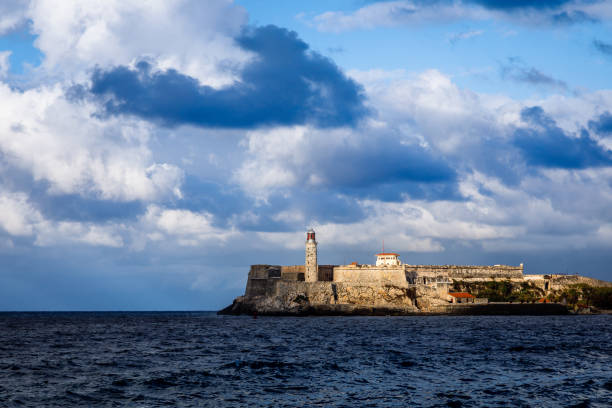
[[1, 313, 610, 407]]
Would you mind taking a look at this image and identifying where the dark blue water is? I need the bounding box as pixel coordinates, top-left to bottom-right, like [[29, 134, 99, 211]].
[[1, 313, 611, 407]]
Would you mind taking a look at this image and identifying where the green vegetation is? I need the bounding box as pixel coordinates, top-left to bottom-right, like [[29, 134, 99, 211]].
[[451, 280, 545, 302], [547, 284, 612, 309], [452, 280, 612, 309]]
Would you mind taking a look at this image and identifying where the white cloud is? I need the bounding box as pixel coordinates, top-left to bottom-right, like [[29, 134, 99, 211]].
[[258, 195, 519, 255], [35, 221, 124, 247], [0, 82, 184, 201], [310, 1, 607, 33], [233, 126, 308, 199], [449, 29, 484, 44], [234, 66, 612, 257], [0, 188, 124, 247], [233, 69, 514, 200], [0, 51, 11, 78], [311, 1, 490, 32], [350, 68, 518, 153], [142, 205, 238, 247], [0, 189, 245, 250], [312, 1, 484, 33], [0, 0, 611, 276], [0, 190, 40, 236], [0, 0, 28, 34], [27, 0, 250, 85], [256, 161, 612, 256], [234, 124, 378, 199]]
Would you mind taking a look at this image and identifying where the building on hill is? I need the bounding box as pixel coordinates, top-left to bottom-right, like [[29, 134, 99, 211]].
[[243, 228, 526, 300], [224, 228, 610, 315], [376, 252, 401, 266]]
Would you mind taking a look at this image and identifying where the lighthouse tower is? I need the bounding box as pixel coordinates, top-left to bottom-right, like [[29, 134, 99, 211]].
[[305, 228, 318, 282]]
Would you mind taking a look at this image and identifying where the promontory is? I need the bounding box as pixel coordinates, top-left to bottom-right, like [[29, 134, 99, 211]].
[[219, 229, 612, 316]]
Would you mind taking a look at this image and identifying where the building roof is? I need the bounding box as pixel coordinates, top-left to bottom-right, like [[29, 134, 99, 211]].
[[448, 292, 475, 298], [376, 253, 400, 257]]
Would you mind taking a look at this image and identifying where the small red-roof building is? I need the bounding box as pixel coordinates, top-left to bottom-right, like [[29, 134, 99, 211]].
[[448, 292, 476, 303]]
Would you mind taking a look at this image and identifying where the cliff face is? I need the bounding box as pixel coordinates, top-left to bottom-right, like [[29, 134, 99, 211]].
[[532, 274, 612, 290], [219, 280, 568, 316], [221, 280, 454, 315], [219, 264, 610, 316]]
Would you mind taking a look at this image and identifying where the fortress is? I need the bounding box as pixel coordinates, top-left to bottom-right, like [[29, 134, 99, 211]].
[[220, 229, 611, 315]]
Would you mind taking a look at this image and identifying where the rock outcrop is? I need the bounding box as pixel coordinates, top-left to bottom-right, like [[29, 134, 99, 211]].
[[219, 263, 610, 316], [218, 279, 570, 316]]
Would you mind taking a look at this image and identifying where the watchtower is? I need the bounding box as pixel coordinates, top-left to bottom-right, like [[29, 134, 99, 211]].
[[305, 228, 318, 282]]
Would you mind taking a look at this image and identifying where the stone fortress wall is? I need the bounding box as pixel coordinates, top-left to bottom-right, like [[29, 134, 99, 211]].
[[405, 264, 524, 281], [333, 265, 407, 285], [245, 259, 606, 300], [245, 262, 525, 299], [524, 273, 612, 291], [231, 229, 610, 315]]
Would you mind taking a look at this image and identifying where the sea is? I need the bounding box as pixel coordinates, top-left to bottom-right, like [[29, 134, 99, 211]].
[[0, 312, 610, 407]]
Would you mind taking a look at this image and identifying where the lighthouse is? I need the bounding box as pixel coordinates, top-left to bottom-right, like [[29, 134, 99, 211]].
[[305, 228, 318, 282]]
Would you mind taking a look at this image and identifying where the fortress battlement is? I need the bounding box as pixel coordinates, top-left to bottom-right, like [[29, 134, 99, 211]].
[[222, 229, 609, 316]]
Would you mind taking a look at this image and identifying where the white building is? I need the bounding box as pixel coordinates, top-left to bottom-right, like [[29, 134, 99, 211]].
[[375, 252, 402, 266]]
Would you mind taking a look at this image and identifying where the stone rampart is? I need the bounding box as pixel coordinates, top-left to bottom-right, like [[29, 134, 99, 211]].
[[246, 280, 420, 312], [224, 262, 609, 316], [524, 274, 612, 292], [281, 265, 305, 281], [333, 265, 408, 286], [405, 264, 524, 281], [332, 263, 523, 285], [318, 265, 334, 281], [248, 264, 276, 279], [547, 274, 612, 290]]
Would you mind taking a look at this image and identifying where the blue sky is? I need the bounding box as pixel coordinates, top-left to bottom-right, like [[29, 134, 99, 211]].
[[1, 0, 612, 310]]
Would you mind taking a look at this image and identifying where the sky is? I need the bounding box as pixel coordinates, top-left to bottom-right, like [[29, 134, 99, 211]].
[[1, 0, 612, 310]]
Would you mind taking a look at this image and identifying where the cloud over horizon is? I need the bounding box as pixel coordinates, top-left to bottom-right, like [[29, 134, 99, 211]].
[[500, 58, 568, 90], [90, 25, 368, 129], [514, 106, 612, 168], [311, 0, 607, 32], [0, 0, 612, 309]]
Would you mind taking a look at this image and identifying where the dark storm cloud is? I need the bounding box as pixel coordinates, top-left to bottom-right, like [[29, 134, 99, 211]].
[[469, 0, 573, 10], [177, 175, 367, 231], [324, 142, 455, 187], [339, 180, 461, 202], [500, 58, 567, 89], [593, 39, 612, 56], [472, 0, 598, 24], [551, 10, 596, 24], [588, 111, 612, 134], [90, 25, 368, 128], [370, 0, 577, 9], [36, 194, 145, 222], [514, 106, 612, 168], [365, 1, 599, 25], [269, 190, 367, 226], [178, 176, 248, 222], [0, 166, 145, 223], [305, 136, 459, 202]]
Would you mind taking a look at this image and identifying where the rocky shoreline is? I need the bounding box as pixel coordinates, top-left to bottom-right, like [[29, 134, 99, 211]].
[[218, 297, 570, 316]]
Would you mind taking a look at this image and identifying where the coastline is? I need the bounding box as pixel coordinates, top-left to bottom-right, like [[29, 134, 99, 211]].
[[218, 300, 570, 316], [223, 230, 612, 317]]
